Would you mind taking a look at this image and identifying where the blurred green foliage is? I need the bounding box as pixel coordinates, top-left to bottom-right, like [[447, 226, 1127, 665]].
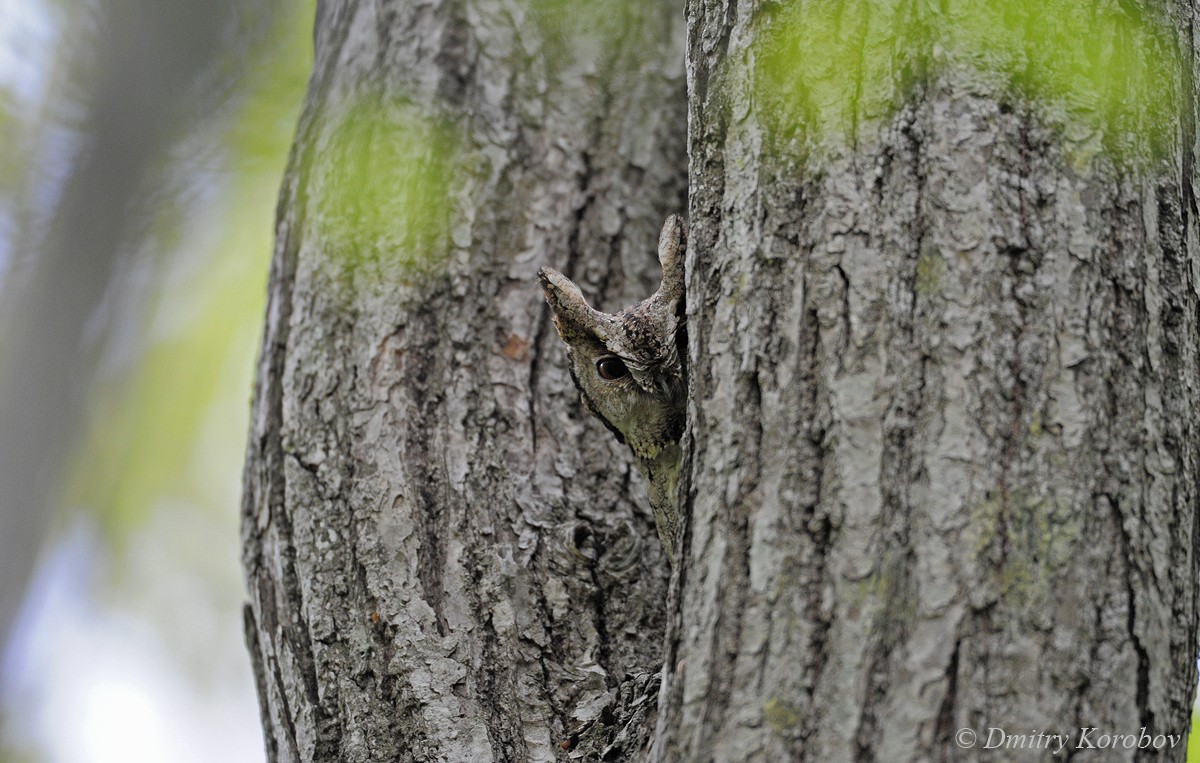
[[1191, 713, 1200, 761], [316, 97, 460, 278], [64, 0, 314, 536], [756, 0, 1178, 159]]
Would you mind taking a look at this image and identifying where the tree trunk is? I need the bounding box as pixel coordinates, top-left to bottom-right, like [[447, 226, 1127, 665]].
[[244, 1, 1200, 762], [240, 0, 685, 760], [656, 0, 1200, 761]]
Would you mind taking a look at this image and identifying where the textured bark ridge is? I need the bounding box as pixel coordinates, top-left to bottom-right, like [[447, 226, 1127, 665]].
[[654, 0, 1200, 760], [240, 1, 686, 760]]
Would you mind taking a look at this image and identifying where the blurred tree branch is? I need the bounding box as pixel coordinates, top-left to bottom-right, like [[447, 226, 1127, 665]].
[[0, 0, 282, 664]]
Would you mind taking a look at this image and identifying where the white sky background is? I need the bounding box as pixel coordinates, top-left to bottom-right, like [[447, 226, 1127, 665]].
[[0, 0, 54, 101], [4, 519, 264, 763]]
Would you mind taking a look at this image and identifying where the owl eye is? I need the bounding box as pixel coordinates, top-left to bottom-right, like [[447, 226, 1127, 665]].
[[596, 356, 628, 380]]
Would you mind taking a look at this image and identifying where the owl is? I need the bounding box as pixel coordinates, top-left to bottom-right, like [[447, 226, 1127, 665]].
[[537, 215, 687, 561]]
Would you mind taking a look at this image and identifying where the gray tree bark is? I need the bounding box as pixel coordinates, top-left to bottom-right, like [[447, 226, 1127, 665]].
[[657, 0, 1200, 761], [243, 1, 1200, 762], [240, 0, 686, 760]]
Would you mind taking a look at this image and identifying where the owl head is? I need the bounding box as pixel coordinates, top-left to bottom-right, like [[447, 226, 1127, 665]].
[[537, 216, 687, 461]]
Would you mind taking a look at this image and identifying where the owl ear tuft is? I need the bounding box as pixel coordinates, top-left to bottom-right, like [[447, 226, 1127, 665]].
[[537, 267, 616, 343], [655, 215, 686, 311]]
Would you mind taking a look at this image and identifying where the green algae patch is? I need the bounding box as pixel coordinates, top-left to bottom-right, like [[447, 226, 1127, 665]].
[[757, 1, 921, 146], [764, 697, 804, 734], [915, 248, 945, 298], [945, 0, 1177, 155], [315, 97, 460, 279], [755, 0, 1178, 162], [971, 489, 1082, 617]]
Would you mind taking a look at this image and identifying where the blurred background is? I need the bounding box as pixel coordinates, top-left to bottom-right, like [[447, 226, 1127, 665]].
[[0, 0, 312, 760]]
